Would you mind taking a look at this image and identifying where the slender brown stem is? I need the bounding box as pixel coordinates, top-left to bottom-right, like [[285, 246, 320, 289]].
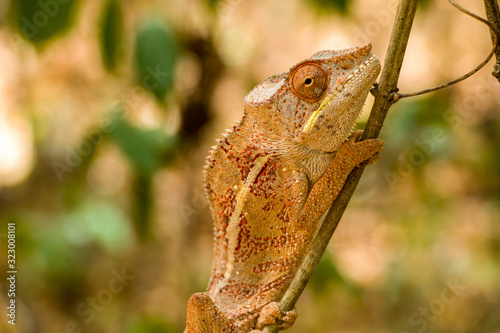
[[261, 1, 419, 332], [483, 0, 500, 81], [396, 0, 499, 99]]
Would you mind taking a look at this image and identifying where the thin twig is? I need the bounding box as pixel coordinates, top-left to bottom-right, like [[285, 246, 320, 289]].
[[397, 0, 499, 99], [261, 1, 419, 332], [483, 0, 500, 81]]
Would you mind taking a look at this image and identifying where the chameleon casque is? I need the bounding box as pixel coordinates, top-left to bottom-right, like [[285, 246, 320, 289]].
[[186, 44, 383, 332]]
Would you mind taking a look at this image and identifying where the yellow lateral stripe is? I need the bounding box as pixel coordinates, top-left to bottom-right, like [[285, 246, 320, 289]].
[[214, 154, 274, 296], [302, 92, 336, 133]]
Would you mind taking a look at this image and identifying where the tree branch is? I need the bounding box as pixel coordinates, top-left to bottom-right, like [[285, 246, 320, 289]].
[[397, 0, 499, 99], [262, 1, 419, 332], [483, 0, 500, 82]]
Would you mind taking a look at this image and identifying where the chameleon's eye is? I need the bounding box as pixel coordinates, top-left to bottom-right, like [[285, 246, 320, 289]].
[[290, 62, 329, 102]]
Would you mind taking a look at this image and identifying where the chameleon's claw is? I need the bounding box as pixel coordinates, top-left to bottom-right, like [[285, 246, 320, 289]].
[[339, 130, 384, 168], [255, 302, 281, 328], [361, 151, 381, 166], [348, 130, 364, 143], [280, 308, 298, 329], [255, 302, 298, 330]]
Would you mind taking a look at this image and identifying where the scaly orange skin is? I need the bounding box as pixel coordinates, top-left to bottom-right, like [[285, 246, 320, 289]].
[[186, 44, 383, 332]]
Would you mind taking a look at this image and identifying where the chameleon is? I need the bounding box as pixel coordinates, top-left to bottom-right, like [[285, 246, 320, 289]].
[[186, 43, 383, 332]]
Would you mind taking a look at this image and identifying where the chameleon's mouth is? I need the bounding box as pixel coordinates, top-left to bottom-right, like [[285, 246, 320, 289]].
[[302, 54, 380, 134]]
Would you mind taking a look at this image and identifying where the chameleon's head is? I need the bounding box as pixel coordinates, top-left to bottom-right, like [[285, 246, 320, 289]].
[[244, 44, 381, 152]]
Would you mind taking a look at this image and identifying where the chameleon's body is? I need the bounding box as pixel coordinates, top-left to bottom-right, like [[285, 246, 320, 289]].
[[186, 44, 383, 332]]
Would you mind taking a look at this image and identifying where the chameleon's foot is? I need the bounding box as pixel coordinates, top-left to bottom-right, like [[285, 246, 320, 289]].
[[341, 130, 384, 167], [362, 151, 381, 166], [349, 129, 364, 143], [254, 302, 298, 331], [279, 307, 298, 330]]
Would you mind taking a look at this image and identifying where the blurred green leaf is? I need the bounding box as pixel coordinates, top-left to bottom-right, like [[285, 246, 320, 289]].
[[418, 0, 433, 10], [382, 94, 452, 155], [108, 113, 178, 176], [132, 174, 153, 241], [99, 0, 123, 72], [309, 253, 363, 297], [27, 220, 89, 303], [475, 117, 500, 199], [206, 0, 218, 10], [405, 94, 451, 128], [309, 254, 343, 293], [305, 0, 351, 14], [62, 199, 133, 253], [34, 226, 77, 277], [11, 0, 80, 44], [124, 316, 179, 333], [134, 18, 178, 103]]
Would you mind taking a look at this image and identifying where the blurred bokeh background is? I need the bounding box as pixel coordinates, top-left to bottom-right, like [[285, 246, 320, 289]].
[[0, 0, 499, 332]]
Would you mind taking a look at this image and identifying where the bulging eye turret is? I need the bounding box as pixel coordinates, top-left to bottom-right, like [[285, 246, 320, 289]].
[[290, 62, 329, 102]]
